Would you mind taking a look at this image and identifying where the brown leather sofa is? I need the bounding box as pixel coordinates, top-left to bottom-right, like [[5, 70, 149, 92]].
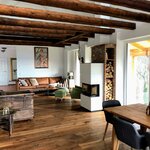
[[17, 76, 62, 91]]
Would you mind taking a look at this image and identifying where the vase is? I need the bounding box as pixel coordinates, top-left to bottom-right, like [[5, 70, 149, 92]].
[[3, 106, 10, 115]]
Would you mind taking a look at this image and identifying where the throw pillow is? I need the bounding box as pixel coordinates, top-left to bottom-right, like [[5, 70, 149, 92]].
[[49, 83, 58, 87], [25, 79, 32, 86], [36, 78, 49, 85], [30, 78, 39, 86], [20, 79, 28, 86]]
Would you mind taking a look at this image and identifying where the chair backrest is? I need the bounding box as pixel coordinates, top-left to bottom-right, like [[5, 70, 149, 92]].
[[113, 117, 147, 149], [102, 100, 121, 124], [145, 132, 150, 147]]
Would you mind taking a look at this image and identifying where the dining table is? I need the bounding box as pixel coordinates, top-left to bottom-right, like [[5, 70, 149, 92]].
[[104, 103, 150, 150]]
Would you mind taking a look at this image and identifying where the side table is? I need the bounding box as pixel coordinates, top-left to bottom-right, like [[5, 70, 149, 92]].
[[0, 109, 16, 136]]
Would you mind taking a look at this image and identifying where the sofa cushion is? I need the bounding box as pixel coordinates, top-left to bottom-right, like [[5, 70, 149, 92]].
[[36, 78, 49, 85], [49, 77, 62, 84], [18, 79, 31, 86], [49, 83, 58, 87], [30, 78, 39, 86], [25, 79, 32, 86], [36, 85, 49, 88], [20, 86, 36, 89]]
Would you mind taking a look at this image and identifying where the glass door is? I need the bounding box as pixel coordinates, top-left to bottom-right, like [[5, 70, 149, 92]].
[[127, 42, 150, 105]]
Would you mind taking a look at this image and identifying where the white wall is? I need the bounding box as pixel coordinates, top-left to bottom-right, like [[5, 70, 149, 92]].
[[64, 22, 150, 105], [16, 46, 64, 77], [64, 34, 111, 86], [65, 34, 111, 66]]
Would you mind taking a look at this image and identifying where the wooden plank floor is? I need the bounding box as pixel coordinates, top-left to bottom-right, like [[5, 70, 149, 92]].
[[0, 95, 130, 150]]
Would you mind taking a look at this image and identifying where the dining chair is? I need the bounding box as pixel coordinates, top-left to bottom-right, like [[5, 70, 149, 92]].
[[113, 117, 148, 149], [145, 132, 150, 147], [102, 100, 121, 141]]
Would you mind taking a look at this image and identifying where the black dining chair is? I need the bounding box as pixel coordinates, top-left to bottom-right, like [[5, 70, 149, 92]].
[[113, 116, 148, 149], [145, 132, 150, 147], [102, 100, 121, 141]]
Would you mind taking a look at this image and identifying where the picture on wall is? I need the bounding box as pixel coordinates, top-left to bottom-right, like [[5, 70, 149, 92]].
[[34, 47, 48, 68]]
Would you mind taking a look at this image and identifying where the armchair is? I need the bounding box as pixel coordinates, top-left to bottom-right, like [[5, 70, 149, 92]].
[[102, 100, 121, 140], [113, 116, 148, 149], [70, 85, 82, 99], [145, 132, 150, 147]]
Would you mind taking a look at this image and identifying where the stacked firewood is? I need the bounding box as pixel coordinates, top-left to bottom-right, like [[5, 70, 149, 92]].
[[106, 79, 113, 100], [106, 62, 114, 78]]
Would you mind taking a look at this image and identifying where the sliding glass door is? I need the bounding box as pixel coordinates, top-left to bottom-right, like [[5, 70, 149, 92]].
[[126, 43, 149, 105]]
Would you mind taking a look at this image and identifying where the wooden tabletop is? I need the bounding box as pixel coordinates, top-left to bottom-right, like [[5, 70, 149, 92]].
[[104, 103, 150, 129]]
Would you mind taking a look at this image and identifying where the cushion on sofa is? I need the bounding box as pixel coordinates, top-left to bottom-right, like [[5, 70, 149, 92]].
[[20, 86, 36, 89], [25, 79, 32, 86], [17, 76, 62, 91], [20, 79, 28, 86], [36, 78, 49, 85], [36, 85, 49, 88], [30, 78, 39, 86], [18, 79, 31, 86], [49, 77, 62, 84], [49, 83, 58, 87]]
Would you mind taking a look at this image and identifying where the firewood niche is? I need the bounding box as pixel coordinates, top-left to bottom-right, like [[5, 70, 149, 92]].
[[92, 44, 116, 100]]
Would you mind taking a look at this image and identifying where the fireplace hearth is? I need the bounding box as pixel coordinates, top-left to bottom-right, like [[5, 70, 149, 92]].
[[80, 63, 103, 111], [82, 83, 99, 97]]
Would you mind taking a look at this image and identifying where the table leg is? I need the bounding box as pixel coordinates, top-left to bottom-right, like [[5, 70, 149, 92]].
[[9, 115, 13, 136], [112, 127, 119, 150]]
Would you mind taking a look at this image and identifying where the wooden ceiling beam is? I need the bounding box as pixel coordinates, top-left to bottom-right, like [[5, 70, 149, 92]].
[[65, 41, 79, 45], [0, 25, 75, 34], [0, 4, 135, 30], [0, 31, 74, 39], [147, 40, 150, 43], [0, 17, 115, 34], [71, 37, 88, 42], [0, 39, 65, 47], [131, 43, 147, 51], [0, 25, 75, 39], [0, 35, 60, 41], [0, 36, 71, 47], [55, 33, 87, 45], [82, 33, 95, 38], [130, 49, 150, 57], [17, 0, 150, 23], [0, 35, 89, 46], [90, 0, 150, 12], [57, 33, 94, 44], [65, 37, 90, 44]]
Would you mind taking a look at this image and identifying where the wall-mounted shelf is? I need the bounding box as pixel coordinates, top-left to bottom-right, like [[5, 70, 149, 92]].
[[92, 44, 116, 100]]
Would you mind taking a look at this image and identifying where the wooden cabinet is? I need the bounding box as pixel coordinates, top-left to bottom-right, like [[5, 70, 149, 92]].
[[0, 93, 34, 121], [92, 44, 116, 100]]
